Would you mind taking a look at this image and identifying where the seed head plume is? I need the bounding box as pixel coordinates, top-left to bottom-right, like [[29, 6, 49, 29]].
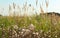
[[36, 0, 38, 6], [9, 5, 11, 11], [40, 5, 44, 13], [17, 5, 20, 16], [24, 1, 27, 16], [9, 4, 12, 16], [32, 6, 35, 11], [12, 2, 16, 16], [45, 0, 49, 8]]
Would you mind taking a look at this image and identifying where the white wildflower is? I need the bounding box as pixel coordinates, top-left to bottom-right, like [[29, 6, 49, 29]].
[[55, 35, 57, 38], [22, 28, 26, 32], [40, 30, 43, 33], [44, 33, 47, 36], [28, 24, 35, 31], [35, 32, 39, 35], [42, 37, 44, 38], [48, 35, 51, 37], [33, 32, 36, 34], [13, 25, 18, 29]]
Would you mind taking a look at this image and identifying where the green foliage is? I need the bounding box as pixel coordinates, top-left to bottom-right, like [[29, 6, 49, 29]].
[[0, 14, 60, 38]]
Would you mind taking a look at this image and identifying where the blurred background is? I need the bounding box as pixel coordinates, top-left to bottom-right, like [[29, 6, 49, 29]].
[[0, 0, 60, 16]]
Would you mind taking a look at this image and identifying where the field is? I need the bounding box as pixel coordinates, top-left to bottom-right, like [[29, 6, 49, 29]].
[[0, 13, 60, 38], [0, 0, 60, 38]]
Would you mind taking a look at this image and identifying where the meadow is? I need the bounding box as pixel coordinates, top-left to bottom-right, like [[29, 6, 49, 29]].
[[0, 0, 60, 38], [0, 12, 60, 38]]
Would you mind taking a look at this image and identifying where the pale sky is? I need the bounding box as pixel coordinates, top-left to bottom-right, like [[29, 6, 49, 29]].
[[0, 0, 60, 16]]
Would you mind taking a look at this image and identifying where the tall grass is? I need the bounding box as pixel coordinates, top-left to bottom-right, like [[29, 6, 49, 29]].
[[0, 0, 60, 38]]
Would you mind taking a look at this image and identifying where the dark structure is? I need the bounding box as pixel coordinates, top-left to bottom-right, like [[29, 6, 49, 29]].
[[47, 12, 60, 16]]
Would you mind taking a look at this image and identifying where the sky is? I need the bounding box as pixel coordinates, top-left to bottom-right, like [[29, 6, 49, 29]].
[[0, 0, 60, 16]]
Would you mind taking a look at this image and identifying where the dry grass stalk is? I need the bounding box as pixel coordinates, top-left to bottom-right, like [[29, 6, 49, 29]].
[[17, 5, 21, 16], [24, 2, 27, 16], [36, 0, 38, 6], [40, 5, 44, 14], [32, 6, 35, 11], [13, 3, 16, 9], [45, 0, 49, 8], [45, 0, 49, 17], [13, 3, 16, 17], [9, 4, 11, 16]]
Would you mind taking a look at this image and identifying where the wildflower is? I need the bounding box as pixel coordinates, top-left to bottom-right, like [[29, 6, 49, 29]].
[[40, 30, 43, 33], [33, 32, 36, 35], [18, 35, 19, 37], [13, 25, 18, 29], [48, 35, 51, 37], [35, 32, 39, 35], [21, 32, 24, 35], [42, 37, 44, 38], [0, 28, 2, 30], [29, 17, 32, 20], [22, 29, 31, 37], [19, 32, 20, 34], [22, 29, 26, 32], [48, 30, 51, 32], [28, 24, 35, 31], [15, 33, 17, 37], [55, 35, 57, 38], [1, 24, 4, 25], [44, 33, 47, 36]]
